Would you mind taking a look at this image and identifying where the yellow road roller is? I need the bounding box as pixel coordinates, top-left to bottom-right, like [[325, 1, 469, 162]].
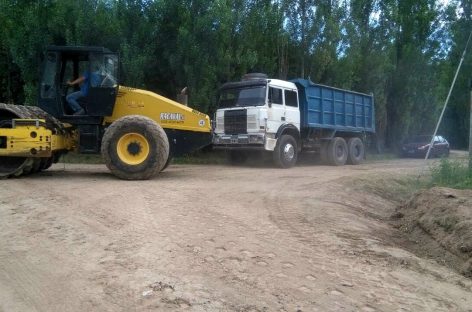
[[0, 46, 211, 179]]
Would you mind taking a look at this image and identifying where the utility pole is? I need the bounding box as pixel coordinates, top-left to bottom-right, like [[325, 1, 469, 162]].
[[425, 30, 472, 161]]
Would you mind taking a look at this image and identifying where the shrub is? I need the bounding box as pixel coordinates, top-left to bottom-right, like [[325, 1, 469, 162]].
[[430, 158, 472, 189]]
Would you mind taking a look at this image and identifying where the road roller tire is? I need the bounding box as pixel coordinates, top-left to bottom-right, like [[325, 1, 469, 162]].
[[31, 159, 42, 173], [20, 158, 35, 175], [0, 157, 30, 179], [101, 115, 169, 180], [161, 156, 173, 172], [0, 103, 66, 178], [40, 157, 54, 171]]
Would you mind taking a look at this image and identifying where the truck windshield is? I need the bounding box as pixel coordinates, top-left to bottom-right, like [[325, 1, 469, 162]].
[[218, 86, 266, 108]]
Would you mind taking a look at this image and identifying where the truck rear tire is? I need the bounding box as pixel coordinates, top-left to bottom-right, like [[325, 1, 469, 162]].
[[327, 137, 347, 166], [273, 135, 298, 168], [347, 137, 364, 165], [101, 115, 169, 180]]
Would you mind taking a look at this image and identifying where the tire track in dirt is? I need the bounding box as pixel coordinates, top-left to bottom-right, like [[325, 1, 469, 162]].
[[0, 181, 104, 311], [265, 176, 465, 312], [0, 158, 471, 311]]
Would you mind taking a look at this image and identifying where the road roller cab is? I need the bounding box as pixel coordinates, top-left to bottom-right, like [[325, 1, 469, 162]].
[[38, 46, 119, 121]]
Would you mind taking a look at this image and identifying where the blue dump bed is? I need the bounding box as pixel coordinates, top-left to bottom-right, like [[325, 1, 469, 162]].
[[292, 79, 375, 133]]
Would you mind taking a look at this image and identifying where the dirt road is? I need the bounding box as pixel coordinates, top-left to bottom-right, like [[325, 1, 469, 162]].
[[0, 157, 471, 311]]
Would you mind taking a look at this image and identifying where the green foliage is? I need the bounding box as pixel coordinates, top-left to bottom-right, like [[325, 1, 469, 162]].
[[441, 0, 472, 148], [430, 158, 472, 189], [385, 0, 441, 149], [60, 153, 103, 164], [0, 0, 469, 150]]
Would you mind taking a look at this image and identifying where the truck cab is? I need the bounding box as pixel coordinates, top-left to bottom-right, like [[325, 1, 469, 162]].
[[213, 74, 301, 167]]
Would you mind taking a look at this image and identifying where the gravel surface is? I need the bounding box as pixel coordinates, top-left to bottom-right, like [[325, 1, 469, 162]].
[[0, 157, 471, 311]]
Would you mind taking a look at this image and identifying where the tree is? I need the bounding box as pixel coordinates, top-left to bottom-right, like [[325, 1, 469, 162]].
[[441, 0, 472, 148], [385, 0, 441, 148], [0, 0, 466, 151]]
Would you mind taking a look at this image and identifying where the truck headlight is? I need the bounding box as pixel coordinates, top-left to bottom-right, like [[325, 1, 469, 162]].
[[249, 135, 263, 143]]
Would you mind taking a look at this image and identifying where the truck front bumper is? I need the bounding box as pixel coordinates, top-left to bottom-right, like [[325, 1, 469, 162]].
[[212, 133, 277, 151]]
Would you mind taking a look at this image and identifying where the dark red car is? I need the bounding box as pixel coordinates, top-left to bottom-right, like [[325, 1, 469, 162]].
[[401, 135, 450, 158]]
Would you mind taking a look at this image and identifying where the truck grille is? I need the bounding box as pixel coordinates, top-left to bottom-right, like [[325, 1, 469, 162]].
[[216, 117, 224, 132], [247, 114, 258, 130], [224, 109, 247, 134]]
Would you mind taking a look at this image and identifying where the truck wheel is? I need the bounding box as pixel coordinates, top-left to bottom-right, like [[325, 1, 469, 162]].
[[273, 135, 298, 168], [228, 151, 248, 165], [347, 137, 364, 165], [101, 115, 169, 180], [327, 137, 347, 166]]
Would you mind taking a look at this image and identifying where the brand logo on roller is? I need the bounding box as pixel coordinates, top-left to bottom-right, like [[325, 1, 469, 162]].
[[160, 113, 184, 121]]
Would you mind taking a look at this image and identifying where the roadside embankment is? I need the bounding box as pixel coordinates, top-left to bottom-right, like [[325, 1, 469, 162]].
[[393, 187, 472, 277]]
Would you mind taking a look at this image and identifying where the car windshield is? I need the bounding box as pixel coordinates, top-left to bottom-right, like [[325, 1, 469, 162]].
[[406, 135, 432, 144], [218, 86, 266, 108]]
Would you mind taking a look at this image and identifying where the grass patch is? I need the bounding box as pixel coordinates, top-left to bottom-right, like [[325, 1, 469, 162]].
[[434, 216, 459, 233], [345, 174, 426, 203], [365, 152, 398, 162], [59, 153, 103, 164], [172, 150, 227, 165], [429, 158, 472, 189], [58, 150, 228, 165]]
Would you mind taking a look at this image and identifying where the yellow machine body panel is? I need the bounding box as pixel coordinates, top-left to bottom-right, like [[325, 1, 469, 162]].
[[0, 119, 75, 157], [104, 86, 211, 133]]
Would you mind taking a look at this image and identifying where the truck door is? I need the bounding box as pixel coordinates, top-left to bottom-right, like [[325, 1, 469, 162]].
[[86, 53, 119, 116], [267, 86, 284, 133], [284, 89, 300, 129]]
